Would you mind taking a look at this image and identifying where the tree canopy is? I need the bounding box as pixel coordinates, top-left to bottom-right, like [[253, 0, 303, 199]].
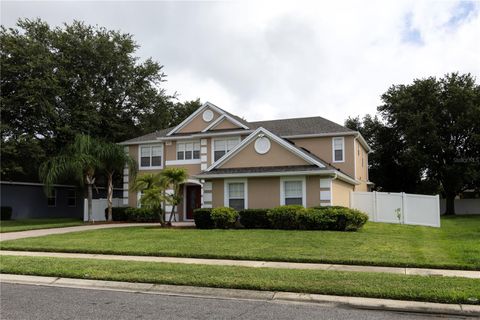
[[1, 18, 201, 182], [347, 73, 480, 214]]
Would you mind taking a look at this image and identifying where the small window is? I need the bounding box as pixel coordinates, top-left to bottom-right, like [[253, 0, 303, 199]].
[[213, 137, 240, 162], [177, 141, 200, 160], [333, 137, 344, 162], [284, 181, 303, 205], [228, 182, 245, 210], [140, 145, 163, 168], [67, 189, 76, 207], [47, 189, 56, 207]]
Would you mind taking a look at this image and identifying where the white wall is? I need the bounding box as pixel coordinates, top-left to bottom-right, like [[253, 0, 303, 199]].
[[83, 198, 123, 222], [440, 199, 480, 215], [350, 191, 440, 227]]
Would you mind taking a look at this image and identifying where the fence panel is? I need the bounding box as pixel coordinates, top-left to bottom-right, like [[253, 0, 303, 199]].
[[84, 198, 123, 222], [350, 191, 440, 227]]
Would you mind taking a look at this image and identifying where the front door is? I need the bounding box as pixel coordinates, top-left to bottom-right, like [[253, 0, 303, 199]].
[[186, 185, 201, 220]]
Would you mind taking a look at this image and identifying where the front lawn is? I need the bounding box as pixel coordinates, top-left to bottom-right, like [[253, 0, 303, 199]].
[[1, 215, 479, 270], [1, 255, 478, 304], [0, 218, 84, 233]]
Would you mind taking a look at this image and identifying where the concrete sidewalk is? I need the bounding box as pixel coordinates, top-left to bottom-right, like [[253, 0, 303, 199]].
[[2, 250, 479, 279], [1, 273, 479, 317], [0, 223, 156, 241]]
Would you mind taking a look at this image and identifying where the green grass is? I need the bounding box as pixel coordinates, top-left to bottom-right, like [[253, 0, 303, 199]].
[[1, 215, 479, 270], [0, 218, 84, 233], [1, 255, 479, 305]]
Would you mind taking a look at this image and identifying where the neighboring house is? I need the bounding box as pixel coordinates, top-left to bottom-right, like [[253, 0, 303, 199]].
[[0, 181, 123, 220], [120, 102, 372, 221]]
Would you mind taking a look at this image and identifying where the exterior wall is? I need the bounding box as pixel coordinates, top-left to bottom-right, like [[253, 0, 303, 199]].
[[306, 176, 320, 207], [0, 183, 84, 219], [332, 179, 354, 207], [291, 136, 355, 177], [211, 179, 224, 208], [177, 108, 221, 134], [210, 118, 240, 131], [354, 139, 369, 192], [219, 139, 309, 169], [247, 177, 280, 208]]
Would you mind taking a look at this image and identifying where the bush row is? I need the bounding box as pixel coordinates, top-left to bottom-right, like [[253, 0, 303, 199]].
[[193, 205, 368, 231], [105, 207, 160, 222]]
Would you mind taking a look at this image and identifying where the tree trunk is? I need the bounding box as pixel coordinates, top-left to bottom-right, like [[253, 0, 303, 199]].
[[168, 204, 176, 224], [87, 183, 93, 223], [107, 172, 113, 222], [444, 193, 456, 215]]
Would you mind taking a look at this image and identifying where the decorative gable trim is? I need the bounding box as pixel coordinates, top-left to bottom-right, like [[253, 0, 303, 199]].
[[206, 127, 326, 171], [167, 101, 248, 136], [201, 114, 248, 132]]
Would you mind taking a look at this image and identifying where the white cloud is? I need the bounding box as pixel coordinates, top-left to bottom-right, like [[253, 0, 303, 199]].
[[2, 0, 479, 124]]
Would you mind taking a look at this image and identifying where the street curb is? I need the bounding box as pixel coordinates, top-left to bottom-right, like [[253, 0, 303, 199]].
[[1, 274, 479, 317]]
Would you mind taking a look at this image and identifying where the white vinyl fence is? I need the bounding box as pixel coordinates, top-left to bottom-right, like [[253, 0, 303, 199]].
[[350, 191, 440, 227], [440, 199, 480, 215], [83, 198, 123, 222]]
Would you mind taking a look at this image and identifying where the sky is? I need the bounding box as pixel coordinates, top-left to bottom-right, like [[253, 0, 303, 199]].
[[2, 0, 479, 124]]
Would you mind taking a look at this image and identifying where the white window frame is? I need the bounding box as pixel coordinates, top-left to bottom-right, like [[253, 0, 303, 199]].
[[47, 189, 57, 207], [139, 144, 164, 170], [280, 176, 306, 207], [212, 136, 241, 164], [170, 140, 201, 165], [224, 178, 248, 209], [332, 137, 345, 163]]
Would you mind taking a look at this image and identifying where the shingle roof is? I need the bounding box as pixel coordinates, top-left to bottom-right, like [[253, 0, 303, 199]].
[[249, 116, 354, 136], [120, 113, 353, 144]]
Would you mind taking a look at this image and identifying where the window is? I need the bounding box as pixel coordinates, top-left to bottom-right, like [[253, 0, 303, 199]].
[[332, 137, 344, 162], [280, 177, 305, 206], [47, 189, 56, 207], [284, 181, 303, 205], [177, 141, 200, 160], [67, 189, 76, 207], [228, 183, 245, 210], [140, 145, 163, 168], [213, 137, 240, 162]]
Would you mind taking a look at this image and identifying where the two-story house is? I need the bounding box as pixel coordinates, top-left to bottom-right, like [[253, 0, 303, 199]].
[[120, 102, 372, 221]]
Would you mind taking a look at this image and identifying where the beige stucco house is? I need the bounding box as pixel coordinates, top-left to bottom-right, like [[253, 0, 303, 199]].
[[120, 102, 372, 221]]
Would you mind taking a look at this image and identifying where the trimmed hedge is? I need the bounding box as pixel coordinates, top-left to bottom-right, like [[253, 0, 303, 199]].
[[105, 207, 160, 222], [0, 206, 12, 220], [239, 209, 270, 228], [193, 208, 214, 229], [211, 207, 239, 229], [267, 205, 304, 230], [124, 207, 160, 222], [309, 206, 369, 231]]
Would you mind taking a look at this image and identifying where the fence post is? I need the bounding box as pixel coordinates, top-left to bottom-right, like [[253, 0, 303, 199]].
[[401, 192, 407, 225], [373, 191, 377, 222], [436, 194, 441, 227]]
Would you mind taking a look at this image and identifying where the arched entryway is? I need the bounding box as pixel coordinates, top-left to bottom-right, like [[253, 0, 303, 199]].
[[183, 179, 202, 221]]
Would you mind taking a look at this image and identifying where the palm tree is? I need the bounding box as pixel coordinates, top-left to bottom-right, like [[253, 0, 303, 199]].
[[39, 135, 100, 223], [97, 142, 137, 222], [131, 173, 168, 226], [161, 168, 188, 224]]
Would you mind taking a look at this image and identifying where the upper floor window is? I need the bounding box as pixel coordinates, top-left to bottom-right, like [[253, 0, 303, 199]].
[[213, 137, 240, 162], [140, 144, 163, 169], [332, 137, 344, 163], [177, 141, 200, 160]]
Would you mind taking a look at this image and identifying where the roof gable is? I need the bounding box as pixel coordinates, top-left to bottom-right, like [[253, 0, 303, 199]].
[[201, 114, 247, 132], [207, 127, 326, 171], [167, 102, 249, 136]]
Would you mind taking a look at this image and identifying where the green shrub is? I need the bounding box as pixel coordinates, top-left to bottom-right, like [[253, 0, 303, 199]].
[[267, 205, 304, 229], [239, 209, 270, 228], [211, 207, 239, 229], [124, 207, 160, 222], [104, 207, 129, 221], [0, 207, 12, 220], [193, 208, 214, 229], [300, 206, 368, 231]]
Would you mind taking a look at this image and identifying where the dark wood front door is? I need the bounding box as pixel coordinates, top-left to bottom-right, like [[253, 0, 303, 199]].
[[186, 185, 201, 220]]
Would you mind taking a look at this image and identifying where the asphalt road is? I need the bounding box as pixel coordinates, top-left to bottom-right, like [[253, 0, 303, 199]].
[[0, 283, 464, 320]]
